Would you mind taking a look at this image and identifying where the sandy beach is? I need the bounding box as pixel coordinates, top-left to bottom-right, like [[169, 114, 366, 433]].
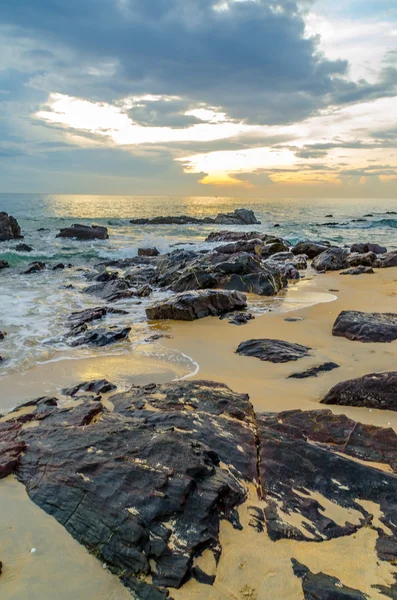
[[1, 266, 397, 599]]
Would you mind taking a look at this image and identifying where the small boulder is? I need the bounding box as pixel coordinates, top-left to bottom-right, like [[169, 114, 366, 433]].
[[146, 289, 247, 321], [214, 208, 260, 225], [312, 248, 347, 272], [15, 243, 32, 252], [346, 252, 376, 267], [236, 339, 311, 363], [288, 362, 340, 379], [57, 224, 109, 240], [0, 212, 22, 241], [225, 312, 255, 326], [333, 310, 397, 343], [351, 242, 387, 254], [291, 241, 330, 259], [0, 332, 6, 340], [0, 260, 9, 270], [23, 262, 45, 274], [322, 371, 397, 411], [70, 326, 131, 347], [138, 247, 160, 257]]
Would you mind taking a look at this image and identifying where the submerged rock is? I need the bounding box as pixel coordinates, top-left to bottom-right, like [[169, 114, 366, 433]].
[[68, 306, 128, 331], [340, 266, 374, 275], [236, 339, 311, 363], [23, 261, 45, 274], [292, 560, 368, 600], [138, 247, 160, 257], [0, 212, 22, 241], [0, 260, 9, 270], [333, 310, 397, 343], [288, 362, 340, 379], [57, 224, 109, 240], [322, 371, 397, 411], [146, 289, 247, 321], [15, 243, 32, 252], [131, 208, 260, 226], [312, 247, 347, 272], [0, 332, 6, 340], [70, 326, 131, 347]]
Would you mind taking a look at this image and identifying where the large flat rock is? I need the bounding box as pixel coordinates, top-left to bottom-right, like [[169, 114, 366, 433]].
[[236, 338, 311, 363], [146, 289, 247, 320], [333, 310, 397, 342], [322, 371, 397, 411]]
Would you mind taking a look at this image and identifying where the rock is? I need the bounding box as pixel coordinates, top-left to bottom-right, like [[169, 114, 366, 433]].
[[83, 278, 133, 301], [0, 212, 22, 241], [346, 251, 376, 267], [260, 240, 290, 257], [23, 262, 45, 274], [68, 306, 128, 331], [292, 560, 367, 600], [62, 379, 117, 397], [206, 231, 272, 243], [288, 362, 340, 379], [2, 380, 257, 597], [322, 371, 397, 411], [138, 247, 160, 257], [15, 243, 32, 252], [146, 289, 247, 321], [214, 239, 264, 255], [0, 261, 9, 270], [350, 242, 387, 254], [332, 310, 397, 343], [325, 214, 333, 218], [236, 339, 311, 363], [57, 224, 109, 240], [0, 332, 6, 340], [312, 247, 347, 272], [291, 241, 330, 259], [131, 209, 260, 226], [284, 317, 303, 322], [224, 312, 255, 326], [70, 326, 131, 347], [340, 266, 374, 275], [374, 250, 397, 268]]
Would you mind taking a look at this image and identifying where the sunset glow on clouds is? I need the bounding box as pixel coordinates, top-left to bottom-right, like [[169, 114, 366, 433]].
[[0, 0, 396, 195]]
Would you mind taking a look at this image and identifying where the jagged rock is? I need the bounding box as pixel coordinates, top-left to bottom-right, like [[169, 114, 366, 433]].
[[206, 231, 272, 243], [62, 379, 117, 397], [292, 560, 368, 600], [346, 252, 376, 267], [146, 289, 247, 321], [322, 371, 397, 411], [312, 247, 348, 271], [83, 278, 133, 301], [0, 212, 22, 241], [288, 362, 340, 379], [0, 260, 9, 269], [15, 243, 32, 252], [138, 247, 160, 257], [57, 224, 109, 240], [291, 240, 330, 259], [2, 380, 257, 598], [340, 266, 374, 275], [260, 240, 290, 257], [225, 312, 255, 326], [236, 339, 311, 363], [214, 239, 264, 255], [23, 261, 45, 274], [333, 310, 397, 343], [374, 250, 397, 268], [131, 209, 260, 226], [70, 326, 131, 347], [351, 242, 387, 254], [68, 306, 128, 331]]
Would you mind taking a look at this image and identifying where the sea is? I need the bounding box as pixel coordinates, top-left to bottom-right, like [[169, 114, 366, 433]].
[[1, 194, 397, 381]]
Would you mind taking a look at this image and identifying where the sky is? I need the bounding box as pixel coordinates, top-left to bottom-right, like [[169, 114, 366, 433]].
[[0, 0, 396, 197]]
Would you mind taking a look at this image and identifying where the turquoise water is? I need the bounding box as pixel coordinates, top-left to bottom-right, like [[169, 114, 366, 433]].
[[0, 194, 396, 378]]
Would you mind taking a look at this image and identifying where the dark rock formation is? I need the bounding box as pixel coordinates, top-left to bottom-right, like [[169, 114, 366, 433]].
[[138, 247, 160, 257], [312, 247, 347, 272], [292, 560, 368, 600], [146, 289, 247, 321], [374, 251, 397, 268], [62, 379, 117, 398], [15, 243, 32, 252], [206, 231, 272, 243], [225, 312, 255, 326], [0, 332, 6, 340], [340, 266, 374, 275], [0, 212, 22, 241], [0, 261, 9, 270], [23, 261, 45, 274], [70, 326, 131, 347], [131, 209, 260, 226], [291, 241, 330, 258], [288, 362, 340, 379], [68, 306, 128, 332], [346, 252, 376, 267], [57, 224, 109, 240], [332, 310, 397, 343], [260, 240, 291, 257], [236, 339, 311, 363], [322, 371, 397, 411], [351, 242, 387, 254], [214, 239, 264, 255]]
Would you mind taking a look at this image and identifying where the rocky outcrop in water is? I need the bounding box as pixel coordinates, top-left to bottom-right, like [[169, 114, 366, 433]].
[[332, 310, 397, 343], [57, 224, 109, 240], [138, 247, 160, 257], [131, 208, 260, 226], [312, 247, 348, 272], [0, 260, 9, 270], [15, 243, 32, 252], [146, 289, 247, 321], [322, 371, 397, 411], [23, 261, 45, 274], [69, 326, 131, 347], [0, 212, 22, 241], [236, 338, 311, 363]]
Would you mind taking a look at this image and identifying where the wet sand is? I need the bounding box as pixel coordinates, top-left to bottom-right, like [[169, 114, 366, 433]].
[[1, 268, 397, 599]]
